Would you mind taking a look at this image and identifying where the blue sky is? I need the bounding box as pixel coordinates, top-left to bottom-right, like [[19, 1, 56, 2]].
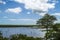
[[0, 0, 60, 25]]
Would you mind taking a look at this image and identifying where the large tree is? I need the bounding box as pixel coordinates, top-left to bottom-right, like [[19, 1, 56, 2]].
[[37, 14, 57, 40]]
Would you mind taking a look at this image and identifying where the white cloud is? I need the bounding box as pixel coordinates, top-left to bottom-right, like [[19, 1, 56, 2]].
[[8, 19, 36, 22], [57, 19, 60, 23], [5, 18, 36, 24], [14, 0, 57, 12], [37, 12, 47, 16], [0, 0, 6, 4], [8, 18, 35, 22], [8, 19, 17, 21], [55, 19, 60, 23], [19, 19, 36, 22], [51, 13, 60, 16], [5, 7, 22, 14], [27, 12, 31, 14]]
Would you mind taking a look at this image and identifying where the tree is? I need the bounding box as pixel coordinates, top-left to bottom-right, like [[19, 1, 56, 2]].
[[51, 23, 60, 40], [37, 14, 57, 40]]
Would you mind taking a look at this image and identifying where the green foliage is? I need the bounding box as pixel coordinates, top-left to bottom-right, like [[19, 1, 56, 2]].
[[10, 34, 42, 40], [0, 32, 42, 40], [37, 14, 57, 40], [51, 24, 60, 40], [37, 14, 56, 27]]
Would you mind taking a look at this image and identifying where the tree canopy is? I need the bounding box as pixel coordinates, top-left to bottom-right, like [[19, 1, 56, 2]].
[[37, 13, 57, 40]]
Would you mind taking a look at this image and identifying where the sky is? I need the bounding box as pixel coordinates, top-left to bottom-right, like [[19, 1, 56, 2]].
[[0, 0, 60, 25]]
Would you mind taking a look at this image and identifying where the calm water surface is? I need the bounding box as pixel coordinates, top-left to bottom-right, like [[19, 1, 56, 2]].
[[0, 27, 45, 38]]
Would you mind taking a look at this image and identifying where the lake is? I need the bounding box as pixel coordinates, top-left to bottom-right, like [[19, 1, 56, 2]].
[[0, 27, 45, 38]]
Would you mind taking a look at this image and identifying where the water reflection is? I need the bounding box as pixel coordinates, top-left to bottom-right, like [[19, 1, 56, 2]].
[[0, 27, 45, 38]]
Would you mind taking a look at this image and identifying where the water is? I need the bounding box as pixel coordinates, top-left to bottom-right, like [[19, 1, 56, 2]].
[[0, 27, 45, 38]]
